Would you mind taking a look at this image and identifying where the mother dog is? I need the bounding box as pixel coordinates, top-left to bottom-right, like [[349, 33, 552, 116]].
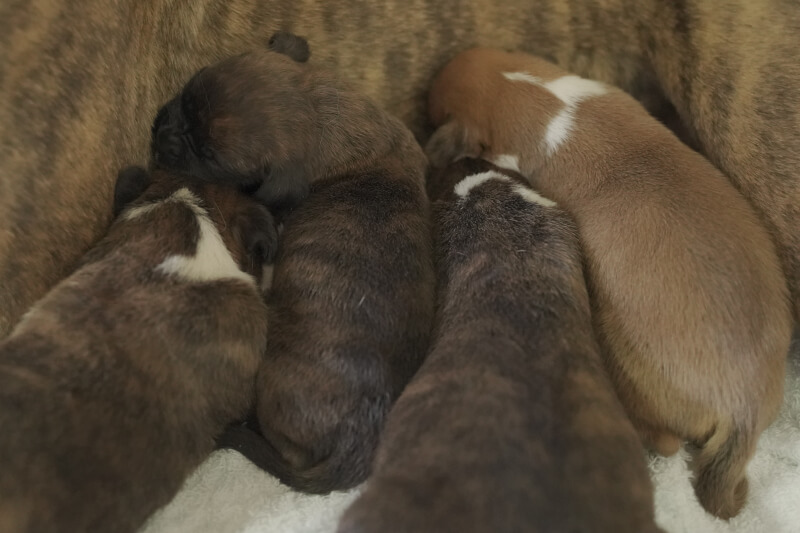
[[1, 0, 799, 335]]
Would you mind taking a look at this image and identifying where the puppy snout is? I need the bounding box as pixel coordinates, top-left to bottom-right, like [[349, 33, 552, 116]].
[[151, 101, 188, 167], [154, 129, 185, 166], [151, 105, 170, 138]]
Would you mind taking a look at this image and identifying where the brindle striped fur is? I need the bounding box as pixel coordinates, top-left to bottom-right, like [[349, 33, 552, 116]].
[[199, 42, 436, 492], [0, 168, 275, 533], [1, 0, 799, 335], [337, 158, 662, 533]]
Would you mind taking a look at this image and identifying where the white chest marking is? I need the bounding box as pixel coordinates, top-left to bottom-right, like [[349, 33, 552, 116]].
[[502, 72, 607, 156], [149, 188, 254, 285], [453, 170, 557, 207]]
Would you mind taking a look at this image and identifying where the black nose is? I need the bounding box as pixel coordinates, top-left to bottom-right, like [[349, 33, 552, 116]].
[[151, 101, 188, 167], [151, 105, 170, 139], [154, 128, 185, 166]]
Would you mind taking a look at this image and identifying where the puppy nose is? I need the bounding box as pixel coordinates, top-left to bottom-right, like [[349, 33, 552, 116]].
[[152, 106, 170, 138], [154, 128, 185, 166]]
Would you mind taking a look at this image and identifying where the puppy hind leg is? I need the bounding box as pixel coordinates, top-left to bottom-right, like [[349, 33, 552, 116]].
[[631, 416, 683, 456], [689, 420, 754, 520]]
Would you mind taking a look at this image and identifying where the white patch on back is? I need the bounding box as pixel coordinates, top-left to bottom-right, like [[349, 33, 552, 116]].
[[122, 201, 159, 221], [152, 189, 254, 286], [543, 75, 608, 106], [491, 154, 520, 173], [122, 188, 207, 221], [543, 108, 574, 156], [452, 170, 556, 207], [502, 71, 608, 156], [502, 72, 543, 86], [512, 185, 557, 207], [454, 171, 510, 197]]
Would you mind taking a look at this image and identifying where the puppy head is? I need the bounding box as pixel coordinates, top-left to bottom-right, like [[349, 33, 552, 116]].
[[113, 166, 278, 282], [426, 48, 577, 173], [150, 32, 316, 210]]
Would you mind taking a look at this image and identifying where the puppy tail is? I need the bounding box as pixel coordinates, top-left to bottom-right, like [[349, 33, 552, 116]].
[[690, 419, 756, 520]]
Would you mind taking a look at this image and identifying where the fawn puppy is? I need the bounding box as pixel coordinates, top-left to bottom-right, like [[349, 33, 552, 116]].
[[155, 33, 435, 494], [0, 166, 276, 533], [339, 158, 662, 533], [425, 48, 793, 519]]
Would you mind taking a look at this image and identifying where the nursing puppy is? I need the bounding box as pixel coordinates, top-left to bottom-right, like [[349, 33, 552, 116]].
[[426, 48, 793, 519], [0, 166, 276, 533], [164, 34, 436, 494], [339, 158, 662, 533]]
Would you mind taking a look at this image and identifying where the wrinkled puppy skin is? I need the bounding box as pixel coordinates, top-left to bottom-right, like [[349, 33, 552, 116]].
[[175, 34, 436, 494], [0, 166, 276, 533], [426, 48, 793, 520], [338, 158, 663, 533]]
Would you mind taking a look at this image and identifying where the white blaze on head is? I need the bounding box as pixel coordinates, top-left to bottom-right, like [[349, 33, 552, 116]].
[[502, 71, 607, 156], [453, 169, 557, 207], [153, 188, 255, 286]]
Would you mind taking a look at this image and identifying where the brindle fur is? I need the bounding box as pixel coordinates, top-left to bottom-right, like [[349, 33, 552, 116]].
[[180, 38, 435, 493], [2, 1, 799, 336], [0, 167, 276, 533], [425, 48, 793, 519], [338, 158, 662, 533]]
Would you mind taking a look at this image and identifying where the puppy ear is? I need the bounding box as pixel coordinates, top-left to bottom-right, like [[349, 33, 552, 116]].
[[268, 32, 311, 63], [425, 120, 482, 168], [253, 161, 310, 212], [113, 166, 151, 217]]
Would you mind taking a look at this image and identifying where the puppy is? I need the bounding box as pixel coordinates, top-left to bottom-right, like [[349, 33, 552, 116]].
[[338, 158, 663, 533], [157, 33, 436, 494], [425, 47, 793, 519], [0, 166, 276, 533]]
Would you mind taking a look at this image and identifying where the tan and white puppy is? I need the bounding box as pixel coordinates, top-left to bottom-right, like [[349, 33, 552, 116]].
[[0, 166, 276, 533], [425, 48, 793, 520], [338, 158, 663, 533]]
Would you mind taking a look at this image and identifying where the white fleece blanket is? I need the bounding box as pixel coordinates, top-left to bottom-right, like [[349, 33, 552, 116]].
[[140, 342, 800, 533]]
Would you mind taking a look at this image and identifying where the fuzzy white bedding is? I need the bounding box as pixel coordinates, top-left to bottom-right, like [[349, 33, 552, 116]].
[[140, 341, 800, 533]]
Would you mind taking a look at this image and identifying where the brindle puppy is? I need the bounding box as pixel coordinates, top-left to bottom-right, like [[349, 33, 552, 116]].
[[338, 158, 662, 533], [0, 166, 276, 533], [2, 1, 800, 338], [425, 48, 793, 519], [165, 34, 435, 494]]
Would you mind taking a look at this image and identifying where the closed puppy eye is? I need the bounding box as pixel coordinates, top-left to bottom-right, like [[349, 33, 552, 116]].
[[201, 146, 215, 160], [180, 92, 201, 130]]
